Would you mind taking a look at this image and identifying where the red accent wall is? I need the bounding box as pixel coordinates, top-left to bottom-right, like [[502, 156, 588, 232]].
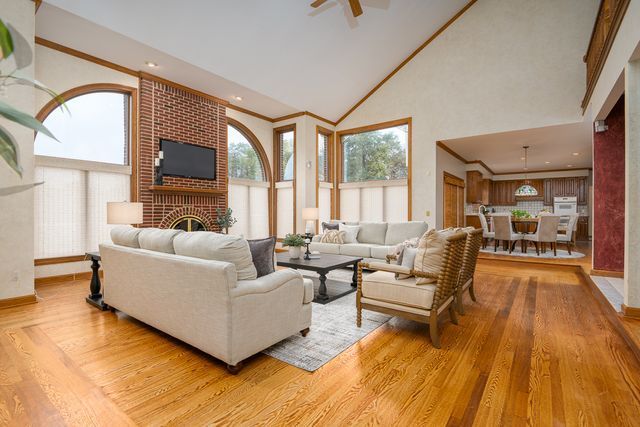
[[138, 77, 227, 230], [593, 95, 625, 272]]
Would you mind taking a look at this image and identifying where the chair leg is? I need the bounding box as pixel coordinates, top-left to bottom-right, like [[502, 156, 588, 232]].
[[429, 314, 441, 349], [300, 327, 310, 337], [523, 240, 527, 254], [494, 239, 498, 252], [449, 304, 459, 325], [456, 287, 465, 315], [469, 281, 477, 302], [535, 242, 539, 256], [554, 242, 558, 256], [567, 242, 571, 255]]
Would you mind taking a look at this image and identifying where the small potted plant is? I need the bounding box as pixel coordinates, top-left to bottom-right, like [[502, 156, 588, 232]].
[[282, 233, 305, 259], [215, 207, 237, 234]]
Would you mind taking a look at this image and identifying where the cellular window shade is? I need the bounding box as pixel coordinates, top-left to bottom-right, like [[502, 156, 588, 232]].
[[339, 183, 408, 223], [318, 187, 332, 225], [228, 182, 270, 239], [318, 133, 329, 182], [34, 166, 130, 258]]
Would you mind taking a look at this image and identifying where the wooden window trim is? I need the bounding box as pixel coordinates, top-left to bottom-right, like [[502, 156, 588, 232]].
[[35, 83, 139, 202], [316, 126, 334, 231], [273, 124, 297, 236], [34, 255, 86, 266], [335, 117, 412, 220]]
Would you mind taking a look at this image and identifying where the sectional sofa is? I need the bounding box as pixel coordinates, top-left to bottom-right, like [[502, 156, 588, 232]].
[[310, 221, 429, 263], [100, 226, 313, 373]]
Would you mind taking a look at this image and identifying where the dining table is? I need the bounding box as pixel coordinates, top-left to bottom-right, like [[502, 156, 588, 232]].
[[510, 217, 539, 234]]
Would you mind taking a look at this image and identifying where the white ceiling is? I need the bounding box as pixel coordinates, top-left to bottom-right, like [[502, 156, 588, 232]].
[[36, 0, 469, 121], [442, 121, 593, 174]]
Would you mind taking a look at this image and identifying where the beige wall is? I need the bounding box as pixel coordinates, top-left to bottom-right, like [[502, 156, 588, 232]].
[[336, 0, 598, 228], [0, 0, 36, 300]]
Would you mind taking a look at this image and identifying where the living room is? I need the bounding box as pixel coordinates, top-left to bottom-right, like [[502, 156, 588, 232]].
[[2, 0, 640, 424]]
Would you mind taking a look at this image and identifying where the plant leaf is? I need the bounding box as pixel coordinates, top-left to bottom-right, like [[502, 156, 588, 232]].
[[0, 125, 22, 177], [0, 182, 43, 196], [0, 19, 14, 59], [3, 76, 69, 113], [0, 100, 59, 141]]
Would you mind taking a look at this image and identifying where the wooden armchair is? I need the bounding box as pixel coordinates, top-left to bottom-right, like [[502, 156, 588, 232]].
[[356, 232, 467, 348], [456, 228, 483, 315]]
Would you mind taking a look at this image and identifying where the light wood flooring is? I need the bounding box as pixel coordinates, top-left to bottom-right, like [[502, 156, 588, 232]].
[[1, 259, 640, 426]]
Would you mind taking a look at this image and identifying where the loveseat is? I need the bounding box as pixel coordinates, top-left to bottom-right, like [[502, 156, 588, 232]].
[[100, 226, 313, 373], [310, 221, 429, 263]]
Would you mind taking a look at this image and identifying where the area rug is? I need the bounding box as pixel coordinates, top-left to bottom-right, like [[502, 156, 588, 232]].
[[262, 269, 391, 371], [480, 246, 584, 259]]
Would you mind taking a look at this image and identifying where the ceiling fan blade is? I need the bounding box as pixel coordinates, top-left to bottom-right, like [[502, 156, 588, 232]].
[[310, 0, 328, 7], [348, 0, 363, 17]]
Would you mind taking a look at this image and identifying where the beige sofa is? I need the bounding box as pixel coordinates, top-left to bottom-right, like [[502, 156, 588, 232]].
[[100, 226, 313, 373], [310, 221, 429, 263]]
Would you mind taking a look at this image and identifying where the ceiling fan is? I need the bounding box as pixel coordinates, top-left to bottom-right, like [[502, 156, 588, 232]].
[[311, 0, 363, 17]]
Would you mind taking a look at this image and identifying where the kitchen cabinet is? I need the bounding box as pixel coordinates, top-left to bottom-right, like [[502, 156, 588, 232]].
[[466, 171, 492, 205], [491, 180, 517, 206], [480, 179, 492, 205], [543, 177, 588, 206], [576, 217, 589, 241], [544, 179, 554, 205]]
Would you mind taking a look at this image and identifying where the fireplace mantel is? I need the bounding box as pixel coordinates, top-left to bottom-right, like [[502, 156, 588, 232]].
[[148, 185, 226, 197]]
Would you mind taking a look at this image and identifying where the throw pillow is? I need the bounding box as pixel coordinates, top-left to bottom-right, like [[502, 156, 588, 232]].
[[320, 230, 345, 244], [322, 221, 341, 232], [339, 223, 360, 244], [247, 236, 276, 278], [413, 228, 456, 285], [393, 237, 420, 257], [395, 247, 417, 280]]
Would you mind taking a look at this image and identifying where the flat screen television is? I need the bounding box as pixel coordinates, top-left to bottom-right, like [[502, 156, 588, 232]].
[[160, 139, 216, 180]]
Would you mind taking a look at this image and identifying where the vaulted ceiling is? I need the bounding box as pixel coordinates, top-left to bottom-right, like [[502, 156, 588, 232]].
[[36, 0, 469, 121]]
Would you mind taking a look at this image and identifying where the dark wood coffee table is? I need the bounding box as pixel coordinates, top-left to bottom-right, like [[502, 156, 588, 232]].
[[276, 253, 362, 303]]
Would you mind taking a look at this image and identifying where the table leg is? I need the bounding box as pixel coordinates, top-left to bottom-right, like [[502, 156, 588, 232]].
[[351, 261, 359, 288], [317, 271, 329, 301], [86, 257, 109, 311]]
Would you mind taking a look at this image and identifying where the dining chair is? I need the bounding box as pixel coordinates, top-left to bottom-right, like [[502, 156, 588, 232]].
[[492, 213, 523, 254], [557, 214, 579, 254], [523, 215, 561, 255], [478, 214, 494, 249]]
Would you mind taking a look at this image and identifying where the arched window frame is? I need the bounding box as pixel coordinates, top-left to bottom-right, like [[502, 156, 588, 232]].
[[36, 83, 139, 200], [226, 117, 273, 235]]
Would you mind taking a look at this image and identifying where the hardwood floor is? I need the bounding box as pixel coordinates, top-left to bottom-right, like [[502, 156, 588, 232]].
[[1, 260, 640, 425]]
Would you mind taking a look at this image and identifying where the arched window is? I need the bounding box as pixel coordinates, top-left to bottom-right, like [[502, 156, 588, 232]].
[[226, 120, 272, 239], [33, 85, 136, 259], [228, 124, 265, 181], [35, 91, 130, 165]]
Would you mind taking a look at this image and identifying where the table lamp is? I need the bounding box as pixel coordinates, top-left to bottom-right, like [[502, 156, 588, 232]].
[[302, 207, 319, 235], [107, 202, 144, 225]]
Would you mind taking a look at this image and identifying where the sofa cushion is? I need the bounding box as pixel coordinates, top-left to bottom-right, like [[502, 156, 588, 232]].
[[358, 222, 388, 245], [413, 228, 456, 285], [247, 236, 276, 278], [385, 221, 429, 245], [309, 242, 341, 255], [173, 232, 257, 280], [110, 225, 142, 248], [138, 228, 184, 253], [370, 245, 394, 260], [362, 271, 436, 309], [340, 243, 373, 258], [339, 223, 360, 243]]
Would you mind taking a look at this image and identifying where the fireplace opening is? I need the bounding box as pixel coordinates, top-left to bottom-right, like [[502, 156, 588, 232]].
[[170, 215, 207, 232]]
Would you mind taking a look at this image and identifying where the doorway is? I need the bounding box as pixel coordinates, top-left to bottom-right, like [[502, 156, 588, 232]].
[[443, 172, 465, 228]]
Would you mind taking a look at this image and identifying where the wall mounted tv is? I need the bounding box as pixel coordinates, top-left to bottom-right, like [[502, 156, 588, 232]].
[[160, 139, 216, 180]]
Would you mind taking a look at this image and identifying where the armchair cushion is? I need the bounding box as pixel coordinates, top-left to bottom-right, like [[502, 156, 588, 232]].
[[367, 262, 412, 275], [362, 271, 436, 309], [413, 228, 456, 285]]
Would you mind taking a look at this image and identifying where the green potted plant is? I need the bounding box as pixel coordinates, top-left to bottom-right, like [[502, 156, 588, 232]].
[[282, 233, 305, 259], [215, 207, 237, 234]]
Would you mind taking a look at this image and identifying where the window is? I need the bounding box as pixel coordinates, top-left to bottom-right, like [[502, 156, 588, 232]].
[[337, 120, 411, 222], [274, 125, 296, 237], [228, 124, 265, 181], [341, 123, 408, 182], [35, 92, 130, 165], [34, 88, 134, 259], [227, 121, 271, 239], [317, 130, 330, 182], [276, 127, 295, 181], [317, 127, 334, 226]]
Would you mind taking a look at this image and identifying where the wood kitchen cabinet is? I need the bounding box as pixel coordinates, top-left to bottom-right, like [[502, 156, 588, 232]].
[[466, 171, 492, 205], [543, 177, 588, 206], [544, 179, 554, 205], [576, 216, 589, 241], [491, 180, 517, 205]]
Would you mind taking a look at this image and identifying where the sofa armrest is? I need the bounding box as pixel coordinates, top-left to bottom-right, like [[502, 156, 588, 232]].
[[231, 268, 303, 298]]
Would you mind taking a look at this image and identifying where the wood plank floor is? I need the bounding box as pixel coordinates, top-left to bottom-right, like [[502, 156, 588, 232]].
[[1, 260, 640, 426]]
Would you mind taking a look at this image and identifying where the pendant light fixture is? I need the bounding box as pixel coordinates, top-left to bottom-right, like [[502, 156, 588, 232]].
[[514, 145, 538, 196]]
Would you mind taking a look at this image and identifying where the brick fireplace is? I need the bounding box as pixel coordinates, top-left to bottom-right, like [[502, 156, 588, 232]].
[[137, 75, 227, 231]]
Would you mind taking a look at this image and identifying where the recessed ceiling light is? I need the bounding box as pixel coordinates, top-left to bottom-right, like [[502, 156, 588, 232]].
[[545, 161, 551, 164], [145, 61, 158, 68], [233, 96, 243, 101], [567, 164, 574, 167], [520, 157, 526, 160], [572, 152, 580, 156]]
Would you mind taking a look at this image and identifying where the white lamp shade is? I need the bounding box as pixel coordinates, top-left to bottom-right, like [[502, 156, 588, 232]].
[[302, 207, 319, 221], [107, 202, 144, 225]]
